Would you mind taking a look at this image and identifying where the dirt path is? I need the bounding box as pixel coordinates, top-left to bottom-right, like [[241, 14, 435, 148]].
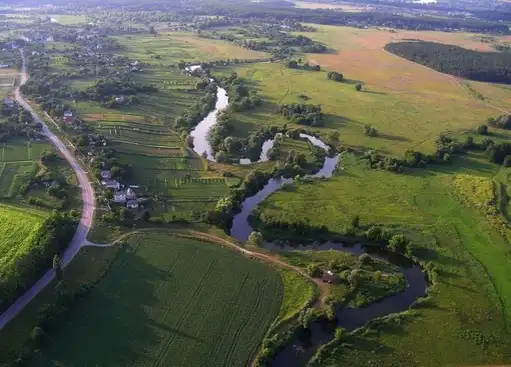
[[0, 49, 96, 330]]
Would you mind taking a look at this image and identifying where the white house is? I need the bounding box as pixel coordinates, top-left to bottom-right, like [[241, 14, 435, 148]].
[[126, 200, 139, 209], [102, 180, 120, 190], [100, 170, 111, 180], [113, 191, 126, 203]]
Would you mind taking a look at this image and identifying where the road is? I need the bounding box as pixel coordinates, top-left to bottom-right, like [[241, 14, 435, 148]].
[[0, 49, 96, 330]]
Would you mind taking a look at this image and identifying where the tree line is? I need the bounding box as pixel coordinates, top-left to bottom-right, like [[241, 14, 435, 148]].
[[385, 41, 511, 84]]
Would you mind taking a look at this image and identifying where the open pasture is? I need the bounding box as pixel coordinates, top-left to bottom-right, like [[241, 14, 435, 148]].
[[257, 152, 511, 365], [213, 26, 511, 156], [29, 233, 282, 367]]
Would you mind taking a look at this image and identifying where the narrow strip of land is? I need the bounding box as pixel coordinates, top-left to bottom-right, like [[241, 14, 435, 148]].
[[0, 49, 96, 330]]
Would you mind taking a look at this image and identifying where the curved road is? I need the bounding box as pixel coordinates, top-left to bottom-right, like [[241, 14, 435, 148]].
[[0, 49, 96, 330]]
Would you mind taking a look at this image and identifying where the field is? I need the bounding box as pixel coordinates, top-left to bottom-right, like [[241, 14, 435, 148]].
[[0, 141, 50, 198], [28, 233, 283, 367], [211, 26, 511, 156], [53, 32, 270, 219], [257, 152, 511, 364], [0, 204, 45, 276]]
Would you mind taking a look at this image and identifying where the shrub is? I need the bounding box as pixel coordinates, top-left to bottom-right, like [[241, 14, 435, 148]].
[[355, 83, 362, 91], [477, 124, 489, 135], [365, 226, 383, 241], [307, 264, 322, 278], [388, 234, 410, 254], [248, 231, 263, 246], [351, 215, 360, 228]]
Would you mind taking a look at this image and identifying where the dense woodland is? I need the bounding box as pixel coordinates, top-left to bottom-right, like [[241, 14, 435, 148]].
[[385, 41, 511, 84]]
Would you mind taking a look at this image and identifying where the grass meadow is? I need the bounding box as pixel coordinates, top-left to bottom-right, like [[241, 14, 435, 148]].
[[211, 26, 511, 156], [27, 233, 283, 367], [257, 152, 511, 365]]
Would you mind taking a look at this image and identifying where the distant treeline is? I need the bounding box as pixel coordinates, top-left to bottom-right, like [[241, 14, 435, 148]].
[[385, 41, 511, 84]]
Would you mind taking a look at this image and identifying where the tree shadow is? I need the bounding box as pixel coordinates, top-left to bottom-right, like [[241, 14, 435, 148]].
[[363, 90, 388, 96], [340, 78, 363, 85], [375, 133, 410, 142]]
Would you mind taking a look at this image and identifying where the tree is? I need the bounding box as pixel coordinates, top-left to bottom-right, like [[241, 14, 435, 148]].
[[477, 124, 489, 135], [215, 150, 227, 163], [53, 254, 63, 281], [504, 155, 511, 167], [363, 124, 377, 137], [286, 60, 298, 69], [327, 130, 340, 144], [248, 231, 263, 247], [355, 83, 362, 92], [149, 25, 157, 35], [388, 234, 410, 254], [351, 215, 360, 228], [307, 263, 322, 278]]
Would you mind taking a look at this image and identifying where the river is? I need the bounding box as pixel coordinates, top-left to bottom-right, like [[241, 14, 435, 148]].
[[187, 64, 426, 366], [187, 65, 229, 161], [228, 134, 425, 366]]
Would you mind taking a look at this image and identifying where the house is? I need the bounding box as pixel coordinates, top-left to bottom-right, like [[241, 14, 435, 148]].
[[113, 191, 126, 203], [126, 188, 136, 200], [102, 180, 120, 190], [100, 170, 111, 180], [114, 96, 125, 104], [63, 110, 73, 124], [126, 200, 139, 209], [0, 65, 10, 69], [3, 98, 14, 107]]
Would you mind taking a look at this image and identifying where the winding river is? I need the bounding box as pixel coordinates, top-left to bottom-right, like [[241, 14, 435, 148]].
[[188, 65, 427, 366], [228, 135, 425, 366], [188, 65, 229, 161]]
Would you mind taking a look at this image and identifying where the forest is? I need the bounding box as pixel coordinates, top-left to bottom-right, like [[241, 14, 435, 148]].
[[385, 41, 511, 84]]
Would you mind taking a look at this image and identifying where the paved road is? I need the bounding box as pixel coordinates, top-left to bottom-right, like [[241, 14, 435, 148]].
[[0, 49, 96, 330]]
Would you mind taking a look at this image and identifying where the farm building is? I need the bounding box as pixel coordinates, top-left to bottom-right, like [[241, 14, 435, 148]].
[[113, 191, 126, 203], [63, 110, 73, 124], [102, 180, 120, 190], [127, 200, 139, 209]]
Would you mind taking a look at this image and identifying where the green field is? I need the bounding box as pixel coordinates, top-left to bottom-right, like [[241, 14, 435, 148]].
[[256, 152, 511, 364], [29, 233, 283, 367], [0, 204, 45, 276]]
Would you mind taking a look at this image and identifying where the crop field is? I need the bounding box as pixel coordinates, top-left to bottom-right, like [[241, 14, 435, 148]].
[[0, 204, 45, 275], [257, 152, 511, 365], [29, 233, 282, 367], [211, 26, 511, 156]]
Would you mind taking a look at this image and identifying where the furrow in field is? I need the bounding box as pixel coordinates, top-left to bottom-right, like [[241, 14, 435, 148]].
[[153, 259, 219, 367]]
